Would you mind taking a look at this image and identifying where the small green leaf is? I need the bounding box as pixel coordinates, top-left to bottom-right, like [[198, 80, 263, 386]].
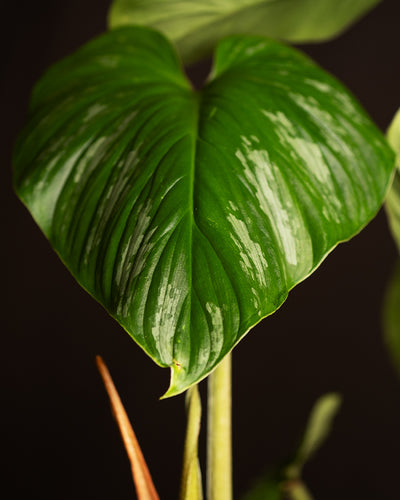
[[385, 109, 400, 253], [286, 482, 314, 500], [289, 393, 342, 475], [180, 386, 203, 500], [383, 261, 400, 378], [241, 393, 341, 500], [108, 0, 381, 63], [13, 27, 394, 396]]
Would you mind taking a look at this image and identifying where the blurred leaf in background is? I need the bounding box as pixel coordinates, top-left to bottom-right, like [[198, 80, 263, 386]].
[[108, 0, 381, 63], [242, 394, 342, 500], [385, 108, 400, 252], [383, 261, 400, 379], [382, 109, 400, 379]]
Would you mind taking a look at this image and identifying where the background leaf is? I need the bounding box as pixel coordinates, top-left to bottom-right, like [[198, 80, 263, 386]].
[[383, 261, 400, 379], [241, 473, 281, 500], [385, 108, 400, 252], [13, 27, 394, 396], [289, 393, 342, 475], [241, 394, 341, 500], [108, 0, 381, 63]]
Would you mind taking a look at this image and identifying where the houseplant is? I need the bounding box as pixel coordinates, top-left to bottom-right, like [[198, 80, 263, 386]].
[[6, 0, 400, 498]]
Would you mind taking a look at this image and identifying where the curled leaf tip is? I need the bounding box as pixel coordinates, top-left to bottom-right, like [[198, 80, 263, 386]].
[[161, 364, 189, 399]]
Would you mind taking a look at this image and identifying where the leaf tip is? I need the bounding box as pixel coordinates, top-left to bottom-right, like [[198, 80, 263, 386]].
[[160, 361, 187, 399]]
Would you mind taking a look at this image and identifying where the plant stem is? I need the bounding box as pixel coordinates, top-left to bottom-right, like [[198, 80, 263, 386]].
[[207, 353, 232, 500], [180, 386, 203, 500]]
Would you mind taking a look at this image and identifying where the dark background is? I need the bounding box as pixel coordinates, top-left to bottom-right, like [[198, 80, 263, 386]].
[[3, 1, 400, 498]]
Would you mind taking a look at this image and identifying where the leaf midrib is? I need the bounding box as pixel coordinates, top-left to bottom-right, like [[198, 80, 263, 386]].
[[175, 89, 201, 366]]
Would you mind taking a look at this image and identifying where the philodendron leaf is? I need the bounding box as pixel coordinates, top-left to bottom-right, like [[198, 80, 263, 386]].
[[13, 27, 394, 397], [108, 0, 381, 63], [385, 109, 400, 252]]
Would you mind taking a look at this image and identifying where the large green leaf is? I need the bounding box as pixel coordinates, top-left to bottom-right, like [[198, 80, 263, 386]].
[[108, 0, 381, 63], [385, 109, 400, 252], [13, 27, 394, 396]]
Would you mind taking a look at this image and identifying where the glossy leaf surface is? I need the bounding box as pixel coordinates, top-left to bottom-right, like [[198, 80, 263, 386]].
[[108, 0, 381, 63], [13, 27, 394, 396], [385, 108, 400, 252]]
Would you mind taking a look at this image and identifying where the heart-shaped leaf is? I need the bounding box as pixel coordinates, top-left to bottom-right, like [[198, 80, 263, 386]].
[[108, 0, 381, 63], [385, 108, 400, 252], [13, 27, 394, 396]]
